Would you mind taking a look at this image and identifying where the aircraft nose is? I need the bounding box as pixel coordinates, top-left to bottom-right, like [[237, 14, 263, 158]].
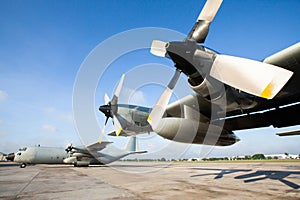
[[99, 105, 112, 117]]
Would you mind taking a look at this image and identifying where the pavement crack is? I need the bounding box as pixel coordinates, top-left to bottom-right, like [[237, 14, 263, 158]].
[[15, 171, 40, 199]]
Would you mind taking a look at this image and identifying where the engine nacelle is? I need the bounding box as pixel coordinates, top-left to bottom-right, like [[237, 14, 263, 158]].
[[63, 156, 77, 164], [188, 76, 225, 101], [152, 117, 239, 146], [74, 160, 90, 167]]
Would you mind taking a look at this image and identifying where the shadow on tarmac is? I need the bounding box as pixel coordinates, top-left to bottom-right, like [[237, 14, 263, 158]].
[[190, 167, 300, 189], [235, 170, 300, 189]]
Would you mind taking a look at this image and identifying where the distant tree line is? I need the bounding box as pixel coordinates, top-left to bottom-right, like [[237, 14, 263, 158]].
[[122, 153, 299, 162]]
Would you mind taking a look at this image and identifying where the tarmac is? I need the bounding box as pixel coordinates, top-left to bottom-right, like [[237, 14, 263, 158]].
[[1, 161, 300, 200]]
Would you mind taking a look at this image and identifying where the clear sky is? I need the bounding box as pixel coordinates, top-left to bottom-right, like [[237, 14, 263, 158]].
[[0, 0, 299, 158]]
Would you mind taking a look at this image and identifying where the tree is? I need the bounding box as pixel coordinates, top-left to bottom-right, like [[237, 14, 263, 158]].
[[160, 157, 166, 162], [251, 154, 265, 160], [245, 155, 251, 160], [267, 156, 272, 160]]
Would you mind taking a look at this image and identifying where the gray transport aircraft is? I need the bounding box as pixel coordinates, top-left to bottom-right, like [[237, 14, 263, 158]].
[[14, 136, 146, 168], [99, 0, 300, 146]]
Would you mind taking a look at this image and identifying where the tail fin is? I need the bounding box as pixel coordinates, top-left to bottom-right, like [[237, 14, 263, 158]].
[[125, 136, 137, 152], [125, 136, 147, 154]]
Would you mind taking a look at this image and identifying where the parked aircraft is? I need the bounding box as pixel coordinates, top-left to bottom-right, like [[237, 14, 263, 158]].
[[99, 75, 153, 137], [99, 0, 300, 146], [14, 136, 146, 168]]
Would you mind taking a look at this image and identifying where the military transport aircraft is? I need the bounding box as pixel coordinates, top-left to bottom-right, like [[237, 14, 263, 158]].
[[14, 136, 146, 168], [99, 0, 300, 146], [99, 75, 153, 137]]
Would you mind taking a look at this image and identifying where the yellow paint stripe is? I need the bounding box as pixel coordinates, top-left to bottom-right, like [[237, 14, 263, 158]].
[[147, 116, 152, 121], [260, 82, 273, 99]]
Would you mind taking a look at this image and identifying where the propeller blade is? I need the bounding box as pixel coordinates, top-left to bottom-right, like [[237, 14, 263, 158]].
[[147, 70, 181, 129], [104, 116, 109, 125], [150, 40, 167, 57], [187, 0, 223, 43], [99, 75, 126, 135], [210, 55, 293, 99], [98, 125, 106, 143], [111, 74, 125, 108], [113, 114, 123, 136], [197, 0, 223, 22], [104, 93, 110, 105]]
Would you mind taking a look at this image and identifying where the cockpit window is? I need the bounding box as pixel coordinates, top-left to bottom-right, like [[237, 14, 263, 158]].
[[18, 147, 27, 151]]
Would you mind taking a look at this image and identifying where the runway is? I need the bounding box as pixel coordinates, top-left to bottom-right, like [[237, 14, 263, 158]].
[[1, 161, 300, 199]]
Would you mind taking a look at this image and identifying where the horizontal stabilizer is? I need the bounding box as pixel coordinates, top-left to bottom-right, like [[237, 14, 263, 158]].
[[276, 130, 300, 137], [128, 151, 148, 155]]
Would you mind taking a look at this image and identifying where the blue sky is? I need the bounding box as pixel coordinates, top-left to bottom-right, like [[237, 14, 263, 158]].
[[0, 0, 299, 158]]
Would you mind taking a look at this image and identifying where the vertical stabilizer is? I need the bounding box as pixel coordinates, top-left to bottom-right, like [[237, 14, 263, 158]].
[[125, 136, 137, 152]]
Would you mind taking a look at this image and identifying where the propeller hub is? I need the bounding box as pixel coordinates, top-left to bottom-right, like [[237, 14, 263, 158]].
[[99, 105, 112, 118], [65, 145, 73, 153]]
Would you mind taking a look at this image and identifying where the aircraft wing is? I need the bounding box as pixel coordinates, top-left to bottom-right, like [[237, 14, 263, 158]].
[[86, 141, 112, 152], [70, 141, 112, 153]]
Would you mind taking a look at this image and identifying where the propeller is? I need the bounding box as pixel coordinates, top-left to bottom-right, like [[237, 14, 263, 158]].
[[210, 55, 293, 99], [65, 144, 73, 153], [104, 93, 110, 105], [99, 74, 125, 136], [98, 124, 106, 143], [149, 0, 293, 100], [186, 0, 223, 43], [148, 69, 181, 129], [100, 93, 112, 125], [150, 40, 167, 57]]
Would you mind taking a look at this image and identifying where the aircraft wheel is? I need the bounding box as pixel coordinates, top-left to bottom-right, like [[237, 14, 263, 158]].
[[20, 163, 26, 168]]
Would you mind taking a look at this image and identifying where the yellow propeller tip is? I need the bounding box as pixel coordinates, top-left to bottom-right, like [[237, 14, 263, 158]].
[[116, 128, 122, 136], [260, 82, 274, 99]]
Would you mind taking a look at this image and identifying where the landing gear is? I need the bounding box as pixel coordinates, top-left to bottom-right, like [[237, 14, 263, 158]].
[[20, 163, 26, 168]]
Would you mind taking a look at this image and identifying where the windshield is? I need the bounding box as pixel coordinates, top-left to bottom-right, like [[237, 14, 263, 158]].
[[18, 147, 27, 151]]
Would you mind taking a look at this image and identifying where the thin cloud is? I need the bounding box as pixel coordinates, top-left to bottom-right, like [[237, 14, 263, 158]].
[[0, 131, 7, 137], [42, 124, 58, 133], [59, 113, 74, 123], [44, 107, 74, 123], [44, 107, 56, 114], [121, 87, 147, 105], [0, 90, 8, 101]]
